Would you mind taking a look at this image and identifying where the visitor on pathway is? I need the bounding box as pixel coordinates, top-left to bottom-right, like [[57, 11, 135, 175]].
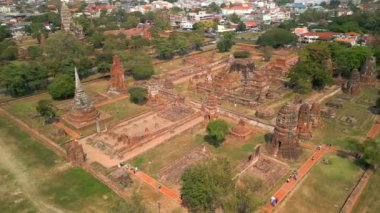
[[271, 197, 277, 206]]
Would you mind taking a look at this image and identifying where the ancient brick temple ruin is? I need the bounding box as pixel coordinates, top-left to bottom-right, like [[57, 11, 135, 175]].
[[342, 69, 361, 95], [66, 140, 86, 165], [60, 3, 84, 39], [360, 56, 377, 87], [230, 119, 252, 140], [203, 92, 218, 122], [62, 68, 110, 129], [108, 55, 126, 94], [297, 103, 312, 140], [310, 103, 322, 128], [60, 3, 72, 32], [268, 102, 302, 160]]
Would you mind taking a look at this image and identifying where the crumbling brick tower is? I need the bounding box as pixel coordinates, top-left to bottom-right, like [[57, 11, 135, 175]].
[[360, 56, 377, 87], [108, 55, 126, 94], [66, 140, 86, 165], [60, 3, 72, 32], [342, 69, 361, 95], [268, 102, 302, 160], [297, 103, 312, 140], [203, 92, 218, 123], [310, 103, 322, 128]]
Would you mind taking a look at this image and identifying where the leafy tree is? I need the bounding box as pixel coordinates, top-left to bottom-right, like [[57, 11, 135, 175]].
[[217, 31, 236, 52], [27, 46, 42, 59], [125, 51, 154, 80], [257, 28, 297, 48], [299, 8, 329, 23], [36, 99, 56, 118], [128, 86, 148, 104], [131, 63, 154, 80], [346, 139, 380, 168], [236, 22, 246, 32], [89, 31, 105, 48], [28, 22, 47, 42], [206, 119, 229, 147], [103, 35, 127, 52], [110, 194, 147, 213], [207, 2, 221, 13], [188, 31, 204, 50], [193, 22, 205, 31], [376, 97, 380, 109], [233, 51, 250, 58], [334, 46, 372, 78], [181, 158, 234, 212], [98, 62, 111, 76], [169, 32, 191, 55], [217, 39, 233, 52], [0, 62, 48, 97], [48, 74, 75, 100], [155, 37, 175, 59], [229, 13, 240, 23], [289, 60, 333, 93], [44, 31, 89, 63], [0, 45, 17, 60], [121, 15, 140, 29], [0, 25, 11, 42], [129, 36, 150, 49]]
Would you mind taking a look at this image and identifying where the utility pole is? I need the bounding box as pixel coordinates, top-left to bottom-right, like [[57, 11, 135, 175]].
[[157, 202, 161, 213]]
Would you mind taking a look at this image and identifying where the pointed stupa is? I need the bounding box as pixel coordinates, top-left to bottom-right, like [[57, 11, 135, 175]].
[[72, 67, 92, 110]]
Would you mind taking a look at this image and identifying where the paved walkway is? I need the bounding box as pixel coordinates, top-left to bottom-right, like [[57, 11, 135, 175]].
[[95, 95, 129, 107], [366, 116, 380, 139], [126, 167, 182, 204], [264, 146, 328, 212], [53, 122, 81, 139]]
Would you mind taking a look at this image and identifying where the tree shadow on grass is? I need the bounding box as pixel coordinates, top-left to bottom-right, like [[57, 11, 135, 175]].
[[204, 135, 225, 148]]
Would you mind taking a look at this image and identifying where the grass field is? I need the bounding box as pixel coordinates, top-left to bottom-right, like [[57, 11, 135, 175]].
[[236, 32, 261, 39], [310, 89, 377, 149], [0, 115, 124, 212], [275, 153, 363, 213]]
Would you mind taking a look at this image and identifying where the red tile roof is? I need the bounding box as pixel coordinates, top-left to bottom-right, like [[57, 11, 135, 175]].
[[245, 21, 257, 27], [345, 32, 360, 37], [303, 32, 338, 39]]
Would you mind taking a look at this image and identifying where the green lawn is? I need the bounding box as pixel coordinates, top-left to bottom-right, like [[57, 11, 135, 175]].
[[276, 153, 363, 213], [236, 32, 261, 39], [310, 89, 377, 149], [0, 115, 124, 212], [3, 94, 71, 144]]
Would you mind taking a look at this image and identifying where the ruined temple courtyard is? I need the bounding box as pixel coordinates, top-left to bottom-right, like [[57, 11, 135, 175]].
[[1, 45, 379, 212]]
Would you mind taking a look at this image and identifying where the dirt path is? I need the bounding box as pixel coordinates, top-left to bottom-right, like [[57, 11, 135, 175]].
[[0, 140, 66, 213]]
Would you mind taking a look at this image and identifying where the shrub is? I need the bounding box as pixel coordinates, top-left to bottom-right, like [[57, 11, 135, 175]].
[[48, 74, 75, 100], [233, 51, 250, 58], [128, 86, 148, 104], [206, 119, 229, 147]]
